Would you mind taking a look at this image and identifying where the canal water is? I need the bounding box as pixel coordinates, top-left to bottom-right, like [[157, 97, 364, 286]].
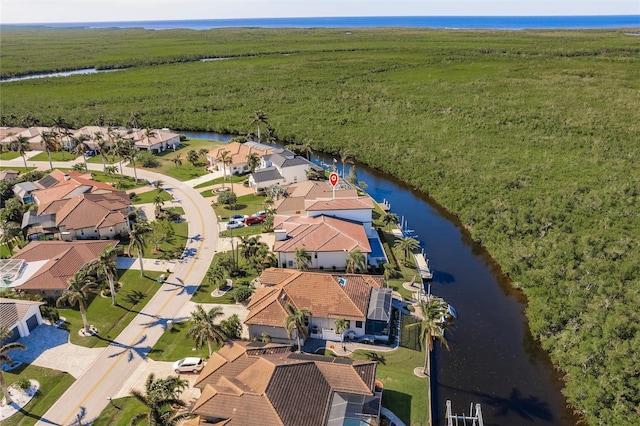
[[182, 131, 578, 425]]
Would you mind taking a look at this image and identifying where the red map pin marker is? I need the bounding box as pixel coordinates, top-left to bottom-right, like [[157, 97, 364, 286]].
[[329, 172, 339, 187]]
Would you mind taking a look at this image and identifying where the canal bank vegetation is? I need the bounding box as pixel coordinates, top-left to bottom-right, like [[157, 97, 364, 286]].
[[2, 27, 639, 425]]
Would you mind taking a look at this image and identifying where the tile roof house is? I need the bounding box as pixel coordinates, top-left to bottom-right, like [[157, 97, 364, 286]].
[[189, 340, 382, 426], [0, 127, 52, 150], [5, 240, 117, 298], [273, 214, 372, 271], [245, 268, 391, 343], [0, 297, 44, 344], [0, 169, 21, 181], [248, 148, 324, 193], [118, 128, 181, 153], [30, 170, 119, 206], [273, 180, 358, 215], [24, 192, 131, 241], [207, 141, 275, 176]]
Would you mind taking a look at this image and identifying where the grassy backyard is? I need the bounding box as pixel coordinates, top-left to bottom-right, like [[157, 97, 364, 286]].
[[130, 188, 173, 205], [139, 138, 224, 181], [213, 193, 265, 220], [57, 269, 162, 348], [92, 396, 147, 426], [29, 151, 78, 162], [2, 365, 76, 426], [194, 174, 247, 189], [147, 320, 210, 361]]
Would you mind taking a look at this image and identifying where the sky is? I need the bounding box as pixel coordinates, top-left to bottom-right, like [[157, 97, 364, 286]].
[[1, 0, 638, 24]]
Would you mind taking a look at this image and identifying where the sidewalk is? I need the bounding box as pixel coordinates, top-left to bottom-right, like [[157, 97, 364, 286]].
[[183, 169, 224, 188]]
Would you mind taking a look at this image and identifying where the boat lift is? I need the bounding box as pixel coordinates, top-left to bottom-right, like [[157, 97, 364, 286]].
[[445, 401, 484, 426]]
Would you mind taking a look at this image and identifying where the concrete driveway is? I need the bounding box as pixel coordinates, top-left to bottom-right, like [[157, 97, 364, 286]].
[[9, 325, 103, 379]]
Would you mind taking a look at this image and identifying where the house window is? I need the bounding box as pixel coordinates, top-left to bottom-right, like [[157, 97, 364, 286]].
[[314, 253, 317, 259], [288, 260, 294, 267], [80, 230, 84, 235], [356, 321, 363, 328]]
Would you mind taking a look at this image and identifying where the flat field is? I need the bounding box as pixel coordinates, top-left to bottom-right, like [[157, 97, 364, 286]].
[[1, 27, 639, 425]]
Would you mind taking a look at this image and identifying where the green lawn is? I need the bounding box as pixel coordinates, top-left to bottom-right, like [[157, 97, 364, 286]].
[[191, 252, 258, 304], [141, 138, 224, 181], [352, 346, 429, 426], [92, 396, 147, 426], [147, 320, 210, 361], [86, 170, 147, 190], [193, 174, 248, 189], [2, 365, 76, 426], [0, 166, 36, 172], [131, 189, 173, 205], [213, 193, 265, 220], [58, 269, 162, 348], [0, 151, 20, 160], [218, 225, 266, 239], [86, 153, 117, 164], [29, 151, 78, 162]]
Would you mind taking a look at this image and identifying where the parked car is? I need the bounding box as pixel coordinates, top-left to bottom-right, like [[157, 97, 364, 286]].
[[173, 357, 204, 374], [84, 150, 97, 158], [229, 214, 247, 221], [255, 210, 267, 217], [227, 220, 244, 229], [244, 215, 265, 226]]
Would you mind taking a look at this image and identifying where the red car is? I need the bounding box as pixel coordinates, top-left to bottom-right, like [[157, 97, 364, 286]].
[[244, 215, 265, 226]]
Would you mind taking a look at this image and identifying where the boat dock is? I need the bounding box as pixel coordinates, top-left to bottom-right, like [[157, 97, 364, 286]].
[[414, 250, 433, 280], [390, 228, 433, 280]]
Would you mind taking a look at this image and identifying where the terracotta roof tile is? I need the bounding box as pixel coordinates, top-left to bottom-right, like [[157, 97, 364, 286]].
[[304, 197, 374, 211], [273, 215, 371, 254], [208, 142, 275, 167], [12, 240, 117, 291], [246, 269, 383, 326], [191, 342, 379, 426]]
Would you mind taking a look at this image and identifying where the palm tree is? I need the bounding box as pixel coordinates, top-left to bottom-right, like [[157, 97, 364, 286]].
[[12, 135, 31, 169], [187, 305, 227, 357], [172, 154, 182, 173], [153, 180, 164, 193], [246, 152, 261, 173], [335, 318, 349, 342], [339, 149, 355, 178], [407, 297, 452, 375], [250, 111, 269, 142], [294, 248, 311, 270], [284, 303, 311, 352], [382, 213, 399, 230], [104, 165, 118, 180], [394, 237, 420, 265], [153, 195, 165, 214], [186, 149, 199, 166], [346, 249, 367, 273], [217, 150, 231, 188], [90, 244, 119, 306], [129, 225, 150, 277], [56, 269, 99, 334], [40, 130, 57, 170], [144, 128, 157, 151], [126, 148, 140, 184], [130, 373, 193, 426], [198, 147, 209, 159], [0, 220, 21, 255], [52, 116, 71, 150], [72, 134, 91, 171], [113, 137, 131, 179], [0, 325, 26, 404], [206, 263, 227, 293], [94, 131, 111, 169], [239, 235, 265, 261]]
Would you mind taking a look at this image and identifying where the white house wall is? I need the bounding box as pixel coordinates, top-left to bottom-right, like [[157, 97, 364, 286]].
[[248, 324, 295, 343], [277, 251, 349, 270]]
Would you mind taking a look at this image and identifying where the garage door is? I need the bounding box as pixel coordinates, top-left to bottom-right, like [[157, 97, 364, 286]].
[[26, 314, 39, 331]]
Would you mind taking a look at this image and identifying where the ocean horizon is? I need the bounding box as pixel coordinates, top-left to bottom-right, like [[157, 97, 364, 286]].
[[2, 15, 639, 31]]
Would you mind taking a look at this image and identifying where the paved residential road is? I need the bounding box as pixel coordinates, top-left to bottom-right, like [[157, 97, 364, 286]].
[[3, 159, 219, 425]]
